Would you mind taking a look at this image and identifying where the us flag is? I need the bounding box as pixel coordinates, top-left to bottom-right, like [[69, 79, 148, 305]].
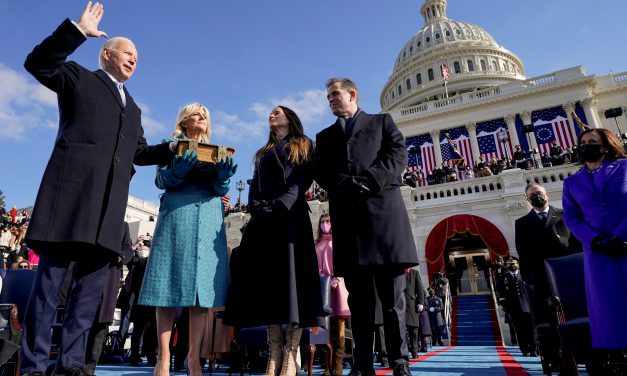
[[532, 107, 576, 156], [406, 134, 436, 185], [477, 119, 512, 161], [440, 64, 449, 82]]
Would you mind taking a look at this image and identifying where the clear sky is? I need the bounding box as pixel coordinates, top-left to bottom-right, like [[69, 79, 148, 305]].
[[2, 0, 627, 209]]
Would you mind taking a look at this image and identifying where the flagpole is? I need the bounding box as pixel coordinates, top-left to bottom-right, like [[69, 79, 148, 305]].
[[444, 80, 449, 99]]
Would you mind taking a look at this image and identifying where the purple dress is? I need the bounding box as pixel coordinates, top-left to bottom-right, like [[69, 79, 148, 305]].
[[562, 159, 627, 349]]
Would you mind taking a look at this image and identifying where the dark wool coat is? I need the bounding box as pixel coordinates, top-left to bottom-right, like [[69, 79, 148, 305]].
[[515, 205, 581, 322], [224, 138, 325, 328], [404, 269, 431, 335], [23, 19, 173, 255], [314, 111, 419, 276]]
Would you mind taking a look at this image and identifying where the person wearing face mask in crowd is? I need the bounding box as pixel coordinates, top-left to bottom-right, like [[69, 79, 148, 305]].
[[496, 258, 536, 357], [315, 214, 350, 376], [514, 183, 581, 326], [562, 128, 627, 353], [224, 106, 325, 376]]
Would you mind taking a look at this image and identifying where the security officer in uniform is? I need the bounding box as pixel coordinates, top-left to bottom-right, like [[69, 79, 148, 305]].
[[497, 258, 536, 357]]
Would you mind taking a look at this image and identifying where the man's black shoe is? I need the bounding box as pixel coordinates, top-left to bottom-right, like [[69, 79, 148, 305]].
[[66, 367, 85, 376], [348, 368, 376, 376], [380, 356, 390, 368], [393, 363, 412, 376]]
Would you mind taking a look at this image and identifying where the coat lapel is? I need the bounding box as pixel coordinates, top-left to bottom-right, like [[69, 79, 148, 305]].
[[569, 168, 598, 196], [599, 160, 621, 192], [95, 70, 125, 109], [545, 206, 558, 228], [348, 110, 369, 138]]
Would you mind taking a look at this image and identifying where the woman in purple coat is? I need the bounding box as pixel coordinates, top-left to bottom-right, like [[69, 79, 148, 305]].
[[562, 128, 627, 350]]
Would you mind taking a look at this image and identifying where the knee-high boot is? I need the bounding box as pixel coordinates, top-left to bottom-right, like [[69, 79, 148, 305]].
[[332, 318, 346, 376], [280, 326, 302, 376], [265, 325, 283, 376]]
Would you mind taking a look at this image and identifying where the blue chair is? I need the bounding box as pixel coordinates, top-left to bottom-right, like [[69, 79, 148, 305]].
[[545, 253, 590, 376], [300, 322, 332, 376]]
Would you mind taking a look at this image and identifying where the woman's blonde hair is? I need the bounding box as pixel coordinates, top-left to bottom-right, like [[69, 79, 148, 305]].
[[254, 105, 312, 165], [173, 102, 211, 143]]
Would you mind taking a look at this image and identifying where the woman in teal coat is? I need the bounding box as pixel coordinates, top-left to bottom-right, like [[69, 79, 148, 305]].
[[139, 102, 237, 376]]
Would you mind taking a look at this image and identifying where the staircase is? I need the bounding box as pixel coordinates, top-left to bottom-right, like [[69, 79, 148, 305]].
[[451, 295, 502, 346]]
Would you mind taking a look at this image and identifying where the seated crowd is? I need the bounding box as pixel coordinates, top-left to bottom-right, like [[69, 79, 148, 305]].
[[403, 144, 576, 188]]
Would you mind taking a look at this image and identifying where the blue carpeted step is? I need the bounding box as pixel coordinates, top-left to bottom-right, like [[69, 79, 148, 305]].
[[452, 296, 500, 346]]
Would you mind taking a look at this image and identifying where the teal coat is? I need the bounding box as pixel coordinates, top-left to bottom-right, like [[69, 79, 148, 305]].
[[139, 149, 230, 308]]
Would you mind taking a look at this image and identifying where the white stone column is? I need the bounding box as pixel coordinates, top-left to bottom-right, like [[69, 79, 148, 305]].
[[431, 130, 443, 166], [520, 111, 537, 151], [504, 114, 520, 147], [520, 111, 541, 168], [581, 98, 602, 129], [466, 122, 481, 163]]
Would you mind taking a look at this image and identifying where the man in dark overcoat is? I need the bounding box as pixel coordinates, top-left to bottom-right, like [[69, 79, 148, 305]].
[[404, 268, 430, 358], [514, 183, 581, 324], [315, 77, 419, 376], [20, 3, 174, 375]]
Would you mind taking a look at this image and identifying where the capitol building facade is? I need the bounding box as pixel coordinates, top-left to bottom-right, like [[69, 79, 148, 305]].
[[127, 0, 627, 296]]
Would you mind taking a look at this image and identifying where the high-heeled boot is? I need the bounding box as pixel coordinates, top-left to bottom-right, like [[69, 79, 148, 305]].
[[279, 326, 302, 376], [332, 318, 346, 376], [265, 325, 284, 376]]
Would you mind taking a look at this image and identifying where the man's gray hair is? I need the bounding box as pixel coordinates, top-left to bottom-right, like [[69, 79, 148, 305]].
[[98, 37, 135, 69], [325, 77, 358, 93]]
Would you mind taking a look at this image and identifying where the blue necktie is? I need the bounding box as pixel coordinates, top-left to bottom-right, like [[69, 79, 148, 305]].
[[117, 82, 126, 107], [343, 117, 354, 136]]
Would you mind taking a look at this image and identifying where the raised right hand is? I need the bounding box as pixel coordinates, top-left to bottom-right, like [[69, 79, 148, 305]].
[[172, 150, 199, 179], [77, 1, 108, 38]]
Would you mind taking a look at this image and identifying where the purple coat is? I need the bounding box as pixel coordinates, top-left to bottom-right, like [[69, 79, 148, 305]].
[[562, 159, 627, 348]]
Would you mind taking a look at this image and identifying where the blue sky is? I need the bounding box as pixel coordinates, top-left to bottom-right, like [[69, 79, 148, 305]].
[[2, 0, 627, 209]]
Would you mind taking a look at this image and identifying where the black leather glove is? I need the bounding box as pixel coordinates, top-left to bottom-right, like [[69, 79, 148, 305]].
[[249, 200, 273, 217], [591, 236, 627, 257], [250, 199, 285, 217], [338, 176, 372, 201]]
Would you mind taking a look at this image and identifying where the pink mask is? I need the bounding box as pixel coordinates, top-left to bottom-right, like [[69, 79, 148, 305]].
[[320, 223, 331, 234]]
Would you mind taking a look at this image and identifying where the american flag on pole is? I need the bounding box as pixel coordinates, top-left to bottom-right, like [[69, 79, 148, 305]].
[[477, 119, 512, 161], [406, 134, 436, 185], [532, 107, 576, 156], [440, 64, 449, 82], [440, 126, 474, 171]]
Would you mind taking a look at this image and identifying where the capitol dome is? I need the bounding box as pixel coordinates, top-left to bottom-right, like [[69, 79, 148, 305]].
[[381, 0, 526, 112]]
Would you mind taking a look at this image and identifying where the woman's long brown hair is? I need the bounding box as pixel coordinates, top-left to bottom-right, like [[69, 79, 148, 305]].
[[254, 106, 312, 165]]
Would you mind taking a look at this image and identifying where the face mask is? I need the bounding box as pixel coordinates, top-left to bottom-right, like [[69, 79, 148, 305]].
[[578, 144, 603, 163], [320, 223, 331, 234], [138, 250, 149, 258], [529, 192, 547, 208], [507, 265, 519, 272]]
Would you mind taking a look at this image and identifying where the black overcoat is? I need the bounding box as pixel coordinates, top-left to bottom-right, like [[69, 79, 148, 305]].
[[314, 111, 418, 276], [404, 268, 430, 337], [224, 138, 325, 328], [514, 205, 581, 321], [97, 223, 134, 323], [23, 19, 173, 255]]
